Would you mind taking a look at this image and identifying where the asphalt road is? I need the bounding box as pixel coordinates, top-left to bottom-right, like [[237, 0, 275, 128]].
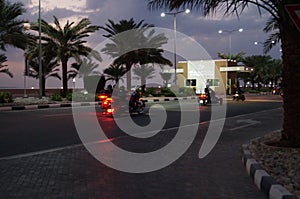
[[0, 95, 284, 198], [0, 96, 282, 158]]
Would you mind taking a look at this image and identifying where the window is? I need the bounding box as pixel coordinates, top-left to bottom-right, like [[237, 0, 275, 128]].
[[186, 79, 197, 86], [206, 79, 220, 87]]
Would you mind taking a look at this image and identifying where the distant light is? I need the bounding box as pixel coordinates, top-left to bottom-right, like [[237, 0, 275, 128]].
[[61, 87, 63, 89], [72, 78, 76, 83], [160, 12, 165, 17], [23, 22, 31, 29], [238, 28, 243, 32], [31, 87, 34, 89], [218, 30, 223, 34], [254, 41, 258, 45], [271, 40, 275, 44], [185, 9, 190, 14]]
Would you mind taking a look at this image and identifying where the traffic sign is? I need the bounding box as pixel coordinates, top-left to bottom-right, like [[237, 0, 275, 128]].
[[285, 4, 300, 32]]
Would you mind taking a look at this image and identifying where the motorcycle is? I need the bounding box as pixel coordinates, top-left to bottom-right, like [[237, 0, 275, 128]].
[[199, 93, 223, 106], [101, 97, 115, 115], [232, 91, 245, 101], [129, 98, 145, 114], [272, 87, 282, 95], [101, 96, 145, 115]]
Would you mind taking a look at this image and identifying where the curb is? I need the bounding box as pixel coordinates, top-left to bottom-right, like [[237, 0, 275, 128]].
[[241, 144, 298, 199], [0, 102, 102, 111], [141, 96, 199, 103]]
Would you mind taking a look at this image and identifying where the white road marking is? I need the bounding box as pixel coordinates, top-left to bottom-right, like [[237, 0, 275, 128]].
[[230, 119, 261, 131]]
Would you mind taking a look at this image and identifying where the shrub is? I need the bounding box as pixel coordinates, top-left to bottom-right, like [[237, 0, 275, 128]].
[[0, 92, 13, 103], [259, 87, 272, 92], [71, 92, 97, 102], [51, 92, 62, 101], [178, 87, 196, 96], [66, 93, 73, 101], [246, 88, 260, 94], [161, 88, 176, 97], [145, 87, 160, 97]]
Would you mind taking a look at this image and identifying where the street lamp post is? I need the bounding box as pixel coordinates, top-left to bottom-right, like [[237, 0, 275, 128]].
[[38, 0, 43, 98], [218, 28, 243, 95], [161, 9, 190, 85], [218, 28, 243, 60]]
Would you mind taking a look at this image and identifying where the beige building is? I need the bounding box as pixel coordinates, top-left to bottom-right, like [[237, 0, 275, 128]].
[[177, 59, 253, 94]]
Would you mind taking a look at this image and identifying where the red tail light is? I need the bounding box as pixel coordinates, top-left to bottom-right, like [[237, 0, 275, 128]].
[[102, 98, 113, 108], [107, 108, 114, 113], [98, 94, 108, 100], [200, 93, 207, 99]]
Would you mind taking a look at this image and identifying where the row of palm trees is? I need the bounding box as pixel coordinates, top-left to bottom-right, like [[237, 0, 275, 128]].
[[218, 52, 283, 88], [0, 0, 172, 96], [242, 55, 282, 88]]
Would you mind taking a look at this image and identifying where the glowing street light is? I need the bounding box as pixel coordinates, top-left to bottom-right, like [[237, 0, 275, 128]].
[[161, 9, 190, 85], [72, 78, 76, 92]]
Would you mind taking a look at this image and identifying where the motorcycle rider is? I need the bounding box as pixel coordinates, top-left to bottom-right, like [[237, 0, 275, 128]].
[[129, 87, 141, 112], [204, 85, 211, 104]]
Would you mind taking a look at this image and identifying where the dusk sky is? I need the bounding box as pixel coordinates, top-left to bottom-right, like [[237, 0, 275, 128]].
[[1, 0, 282, 89]]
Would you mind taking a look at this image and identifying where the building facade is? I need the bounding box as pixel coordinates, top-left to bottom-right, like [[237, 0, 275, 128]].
[[176, 59, 253, 95]]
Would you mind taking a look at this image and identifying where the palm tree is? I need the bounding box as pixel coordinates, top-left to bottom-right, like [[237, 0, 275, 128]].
[[103, 64, 127, 86], [30, 16, 101, 96], [0, 0, 30, 79], [268, 59, 283, 87], [217, 52, 245, 63], [242, 55, 273, 89], [101, 18, 172, 91], [0, 54, 12, 78], [263, 17, 280, 54], [148, 0, 300, 146], [25, 41, 61, 96], [28, 56, 61, 96], [68, 58, 101, 89], [0, 0, 28, 51], [159, 66, 172, 87], [100, 18, 154, 91], [133, 64, 156, 88]]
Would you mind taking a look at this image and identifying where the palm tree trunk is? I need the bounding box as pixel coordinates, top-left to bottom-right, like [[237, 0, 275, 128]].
[[126, 63, 131, 91], [42, 76, 46, 97], [62, 58, 68, 97], [141, 75, 146, 95], [281, 20, 300, 147]]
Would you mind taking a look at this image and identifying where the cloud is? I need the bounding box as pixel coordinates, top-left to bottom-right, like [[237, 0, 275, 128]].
[[2, 0, 281, 88]]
